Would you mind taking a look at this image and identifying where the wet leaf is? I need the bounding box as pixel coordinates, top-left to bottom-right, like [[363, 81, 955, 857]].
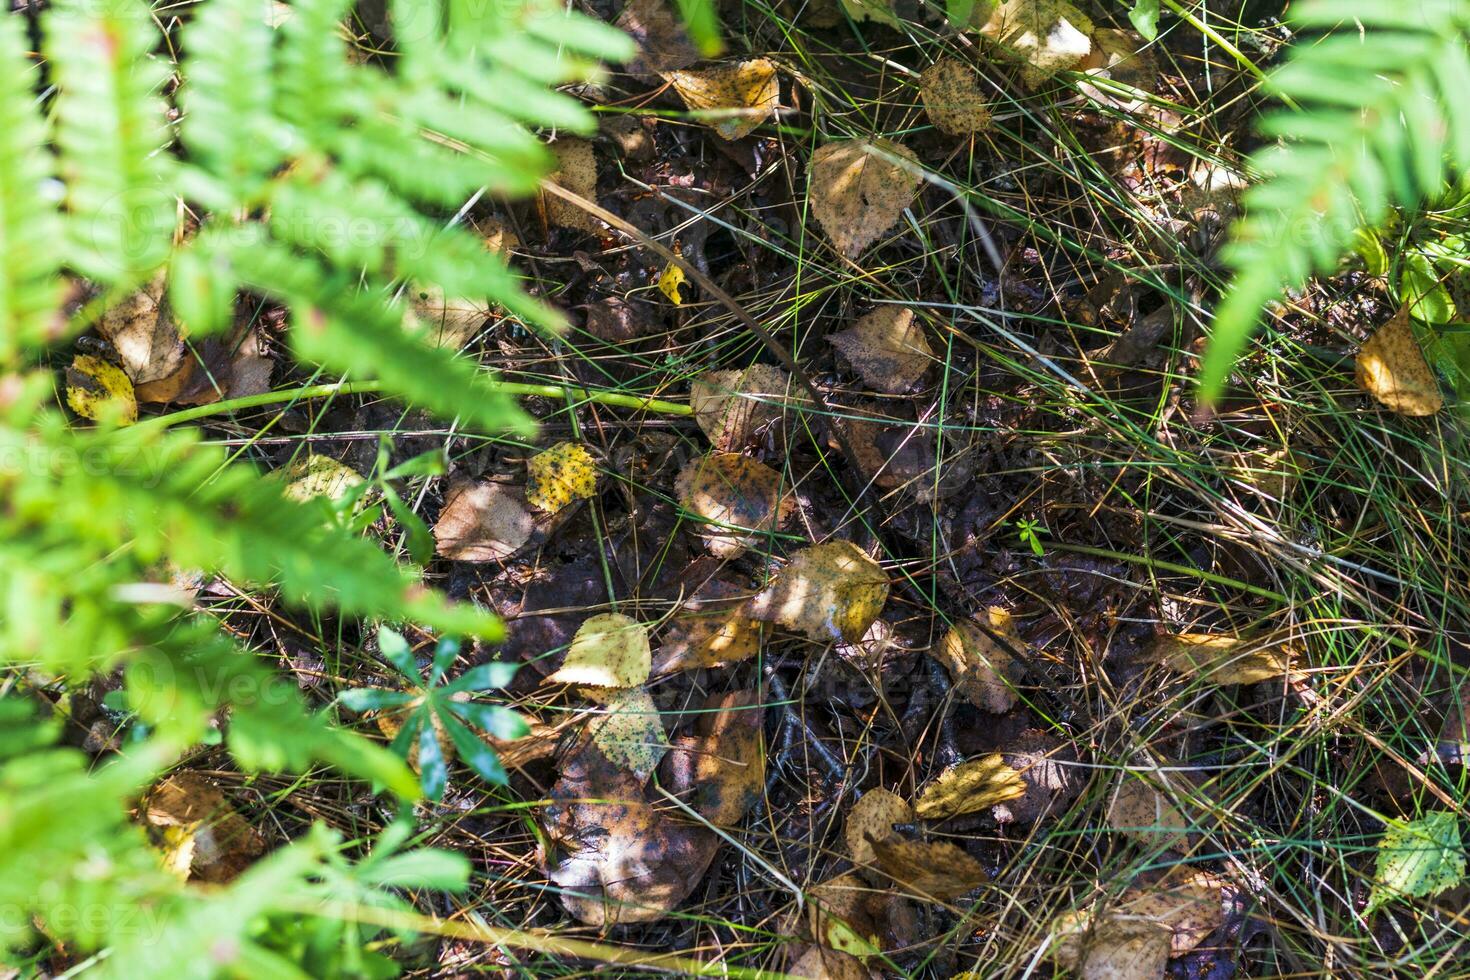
[[845, 788, 913, 874], [433, 480, 545, 562], [868, 835, 990, 901], [1152, 632, 1296, 685], [919, 58, 992, 135], [809, 139, 922, 257], [661, 690, 765, 825], [65, 353, 137, 424], [913, 754, 1027, 820], [746, 541, 890, 643], [657, 260, 687, 304], [827, 306, 934, 394], [690, 364, 807, 452], [979, 0, 1094, 89], [526, 441, 599, 514], [544, 137, 605, 235], [546, 612, 652, 692], [277, 453, 365, 505], [675, 451, 795, 558], [133, 326, 273, 407], [98, 273, 186, 386], [935, 607, 1022, 713], [663, 58, 780, 140], [1369, 810, 1466, 912], [1356, 305, 1444, 416], [143, 772, 266, 884], [589, 687, 669, 782], [1107, 775, 1192, 852]]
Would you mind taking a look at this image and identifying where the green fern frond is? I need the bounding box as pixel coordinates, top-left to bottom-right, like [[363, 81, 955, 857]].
[[1203, 0, 1470, 400], [45, 0, 174, 285], [0, 15, 62, 362]]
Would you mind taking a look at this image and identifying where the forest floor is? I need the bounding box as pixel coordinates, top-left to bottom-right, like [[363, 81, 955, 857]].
[[72, 1, 1470, 977]]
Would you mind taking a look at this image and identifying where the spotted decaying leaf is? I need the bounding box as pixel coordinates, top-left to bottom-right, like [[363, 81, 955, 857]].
[[913, 754, 1028, 820], [745, 541, 890, 643], [544, 137, 605, 234], [690, 364, 807, 452], [526, 441, 599, 514], [1051, 911, 1172, 980], [66, 353, 137, 424], [433, 479, 550, 563], [935, 607, 1022, 713], [808, 139, 922, 257], [98, 273, 186, 386], [1107, 775, 1193, 852], [979, 0, 1094, 89], [845, 788, 914, 875], [277, 452, 364, 505], [1356, 305, 1444, 416], [660, 690, 765, 825], [675, 452, 796, 558], [827, 306, 934, 394], [142, 772, 266, 884], [545, 612, 652, 693], [868, 835, 990, 901], [1050, 870, 1230, 974], [1152, 632, 1296, 685], [590, 687, 669, 782], [652, 574, 762, 674], [662, 59, 780, 140], [919, 58, 992, 135]]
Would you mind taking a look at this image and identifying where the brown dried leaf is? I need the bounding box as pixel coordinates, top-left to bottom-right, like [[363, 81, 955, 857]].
[[1107, 776, 1192, 852], [615, 0, 699, 75], [935, 607, 1022, 713], [868, 835, 990, 901], [546, 613, 652, 692], [919, 58, 992, 135], [1153, 632, 1296, 685], [143, 772, 265, 884], [809, 139, 921, 257], [913, 754, 1027, 820], [787, 945, 874, 980], [1078, 28, 1158, 111], [991, 728, 1081, 826], [544, 137, 605, 235], [663, 59, 780, 140], [97, 273, 186, 386], [827, 307, 934, 394], [661, 690, 765, 825], [134, 327, 273, 406], [1356, 305, 1443, 416], [1116, 871, 1229, 955], [1050, 870, 1230, 974], [411, 285, 487, 351], [979, 0, 1094, 89], [652, 575, 762, 674], [845, 788, 914, 874], [433, 480, 541, 562], [675, 451, 795, 558], [690, 364, 806, 452], [745, 541, 890, 643]]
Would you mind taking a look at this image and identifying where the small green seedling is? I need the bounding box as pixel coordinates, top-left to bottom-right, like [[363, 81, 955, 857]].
[[1015, 517, 1046, 557], [337, 627, 528, 800]]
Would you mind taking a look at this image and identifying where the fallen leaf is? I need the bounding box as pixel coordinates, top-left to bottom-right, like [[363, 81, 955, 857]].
[[1369, 810, 1466, 912], [1224, 445, 1302, 502], [841, 404, 974, 502], [65, 353, 137, 424], [542, 736, 717, 925], [652, 573, 762, 674], [1107, 775, 1192, 852], [526, 441, 599, 514], [1053, 914, 1172, 980], [546, 612, 652, 692], [586, 295, 662, 343], [142, 772, 266, 884], [657, 260, 687, 304], [913, 754, 1027, 820], [277, 452, 365, 505], [809, 874, 884, 960], [661, 690, 765, 825], [1078, 28, 1158, 111], [845, 788, 914, 874], [979, 0, 1094, 89], [837, 0, 899, 27], [745, 541, 890, 643], [1356, 305, 1443, 416], [809, 139, 922, 257], [1050, 870, 1231, 974], [589, 687, 669, 782], [868, 835, 990, 900], [787, 944, 873, 980], [827, 307, 934, 394], [690, 364, 807, 452], [1152, 632, 1296, 685], [544, 137, 605, 235], [134, 326, 273, 406], [433, 479, 547, 562], [411, 285, 487, 351], [934, 607, 1022, 713], [990, 729, 1081, 826], [919, 58, 992, 135], [675, 452, 796, 558], [97, 273, 186, 386], [1116, 871, 1229, 955], [472, 215, 520, 255], [663, 59, 780, 140], [615, 0, 699, 76]]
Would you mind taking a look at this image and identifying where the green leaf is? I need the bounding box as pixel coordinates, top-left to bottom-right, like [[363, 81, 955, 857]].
[[429, 637, 461, 686], [1368, 810, 1466, 912], [385, 489, 435, 567], [338, 689, 418, 712], [1129, 0, 1160, 40], [417, 720, 448, 800], [445, 700, 530, 740], [377, 626, 421, 683], [438, 709, 508, 785], [360, 849, 472, 892], [443, 661, 519, 694]]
